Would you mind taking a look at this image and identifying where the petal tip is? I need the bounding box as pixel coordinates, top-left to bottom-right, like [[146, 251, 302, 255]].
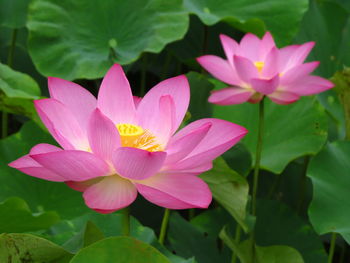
[[219, 33, 231, 41], [8, 160, 18, 168]]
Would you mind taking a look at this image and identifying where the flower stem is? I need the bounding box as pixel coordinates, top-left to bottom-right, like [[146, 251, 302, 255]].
[[252, 98, 265, 216], [2, 28, 18, 139], [231, 225, 241, 263], [121, 207, 130, 236], [158, 208, 170, 245], [328, 233, 337, 263], [7, 28, 17, 67], [251, 98, 265, 263]]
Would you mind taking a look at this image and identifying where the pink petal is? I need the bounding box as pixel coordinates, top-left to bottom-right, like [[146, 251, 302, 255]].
[[66, 177, 104, 192], [292, 42, 315, 65], [279, 42, 315, 72], [31, 150, 110, 181], [268, 91, 300, 104], [88, 109, 120, 162], [34, 99, 88, 150], [291, 76, 334, 96], [259, 32, 276, 60], [209, 87, 253, 105], [262, 47, 280, 78], [112, 147, 166, 180], [167, 119, 247, 170], [9, 143, 64, 182], [135, 173, 212, 209], [251, 75, 279, 95], [197, 55, 240, 86], [165, 122, 211, 164], [133, 96, 142, 108], [233, 55, 259, 83], [97, 64, 136, 124], [137, 75, 189, 132], [138, 95, 175, 146], [280, 62, 320, 85], [83, 176, 137, 212], [219, 34, 239, 66], [238, 33, 260, 61], [9, 155, 65, 182], [48, 77, 96, 131], [165, 162, 214, 175], [278, 45, 298, 72], [180, 162, 213, 174], [29, 143, 62, 154]]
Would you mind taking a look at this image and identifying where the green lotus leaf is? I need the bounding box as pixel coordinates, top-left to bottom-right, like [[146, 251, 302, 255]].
[[307, 141, 350, 244], [27, 0, 189, 80], [184, 0, 308, 45]]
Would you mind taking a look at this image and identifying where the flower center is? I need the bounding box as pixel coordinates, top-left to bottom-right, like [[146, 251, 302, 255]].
[[117, 123, 144, 137], [116, 123, 162, 152], [254, 61, 264, 73]]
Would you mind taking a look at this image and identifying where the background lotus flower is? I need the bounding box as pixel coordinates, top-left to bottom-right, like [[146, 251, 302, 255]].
[[9, 64, 247, 213], [197, 32, 334, 105]]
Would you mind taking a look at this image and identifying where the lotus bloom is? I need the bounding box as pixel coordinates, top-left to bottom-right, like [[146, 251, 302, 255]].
[[197, 32, 334, 105], [9, 64, 247, 213]]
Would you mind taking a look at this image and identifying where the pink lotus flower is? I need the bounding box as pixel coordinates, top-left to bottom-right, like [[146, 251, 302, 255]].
[[9, 64, 247, 213], [197, 32, 334, 105]]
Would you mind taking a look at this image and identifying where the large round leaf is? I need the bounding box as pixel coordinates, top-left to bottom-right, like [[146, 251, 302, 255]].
[[0, 233, 72, 263], [184, 0, 308, 45], [307, 141, 350, 244], [0, 63, 40, 99], [213, 96, 328, 174], [0, 0, 30, 28], [0, 63, 40, 119], [27, 0, 189, 80], [70, 236, 170, 263]]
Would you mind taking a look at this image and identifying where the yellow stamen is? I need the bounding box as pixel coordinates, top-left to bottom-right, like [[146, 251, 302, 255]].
[[117, 123, 144, 137], [116, 123, 162, 152], [254, 61, 264, 73]]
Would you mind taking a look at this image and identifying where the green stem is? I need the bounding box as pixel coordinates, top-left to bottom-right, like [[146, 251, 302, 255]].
[[158, 208, 170, 245], [121, 207, 130, 236], [231, 225, 241, 263], [252, 98, 265, 216], [7, 28, 17, 67], [251, 97, 265, 263], [140, 54, 147, 96], [2, 29, 18, 138], [328, 233, 337, 263]]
